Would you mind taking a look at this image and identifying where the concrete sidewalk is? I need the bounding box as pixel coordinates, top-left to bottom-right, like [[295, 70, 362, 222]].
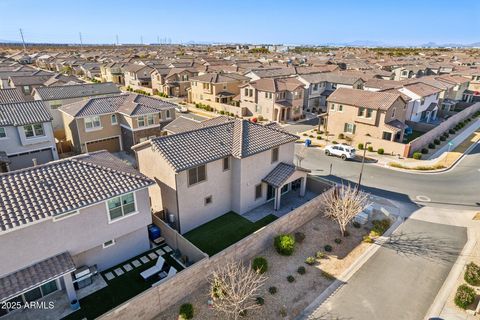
[[429, 118, 480, 159]]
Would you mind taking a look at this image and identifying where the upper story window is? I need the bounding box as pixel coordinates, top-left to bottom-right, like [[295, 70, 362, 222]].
[[138, 115, 154, 127], [23, 85, 31, 94], [24, 123, 45, 138], [338, 105, 343, 112], [0, 127, 6, 138], [188, 164, 206, 186], [313, 83, 319, 91], [107, 192, 136, 222], [366, 109, 373, 118], [330, 103, 335, 111], [358, 107, 366, 117], [111, 114, 118, 125], [271, 147, 279, 163], [223, 157, 230, 171], [85, 116, 101, 130], [391, 108, 396, 118], [166, 109, 172, 119]]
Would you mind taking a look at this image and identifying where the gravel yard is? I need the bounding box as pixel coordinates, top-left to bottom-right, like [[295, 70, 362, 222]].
[[157, 214, 374, 320]]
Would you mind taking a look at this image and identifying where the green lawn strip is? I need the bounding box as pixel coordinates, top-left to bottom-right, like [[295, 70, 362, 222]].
[[184, 212, 277, 256]]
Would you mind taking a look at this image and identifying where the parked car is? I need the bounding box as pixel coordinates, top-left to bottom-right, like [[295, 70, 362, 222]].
[[324, 144, 356, 160], [175, 105, 188, 113]]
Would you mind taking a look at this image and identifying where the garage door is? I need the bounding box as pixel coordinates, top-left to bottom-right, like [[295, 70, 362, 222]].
[[86, 137, 121, 153]]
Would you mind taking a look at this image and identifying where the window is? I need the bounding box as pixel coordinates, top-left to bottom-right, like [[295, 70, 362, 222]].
[[147, 114, 154, 126], [255, 184, 262, 199], [188, 165, 206, 186], [166, 109, 172, 119], [391, 108, 396, 118], [244, 88, 248, 96], [0, 127, 5, 138], [271, 147, 279, 163], [338, 105, 343, 112], [204, 195, 212, 206], [111, 114, 118, 125], [138, 116, 145, 127], [330, 103, 335, 111], [313, 83, 319, 91], [223, 157, 230, 171], [382, 131, 392, 141], [139, 137, 148, 143], [85, 116, 101, 130], [358, 107, 366, 117], [23, 85, 31, 94], [366, 109, 373, 118], [107, 192, 136, 221], [103, 239, 116, 248], [24, 123, 45, 138], [344, 123, 356, 134]]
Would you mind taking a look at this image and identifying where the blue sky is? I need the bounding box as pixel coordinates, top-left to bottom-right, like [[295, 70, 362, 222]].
[[0, 0, 479, 45]]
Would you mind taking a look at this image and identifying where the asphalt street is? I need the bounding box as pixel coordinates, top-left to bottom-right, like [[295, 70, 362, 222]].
[[309, 218, 467, 320], [297, 141, 480, 210]]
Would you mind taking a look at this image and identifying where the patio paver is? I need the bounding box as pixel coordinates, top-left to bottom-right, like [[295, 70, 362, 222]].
[[104, 272, 115, 280], [132, 259, 141, 267], [114, 268, 124, 276], [123, 264, 133, 272], [155, 248, 165, 256], [148, 252, 158, 260], [164, 246, 172, 253], [140, 256, 150, 263]]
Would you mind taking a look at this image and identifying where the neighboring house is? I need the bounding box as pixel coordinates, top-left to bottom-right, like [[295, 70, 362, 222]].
[[392, 65, 427, 81], [0, 88, 26, 104], [134, 119, 307, 234], [399, 82, 441, 123], [124, 64, 155, 90], [43, 73, 83, 87], [298, 73, 365, 113], [187, 72, 250, 105], [240, 77, 305, 122], [100, 62, 126, 85], [163, 115, 231, 135], [152, 68, 199, 97], [326, 88, 407, 146], [33, 83, 121, 132], [0, 151, 154, 316], [7, 75, 53, 101], [0, 101, 58, 172], [59, 93, 176, 154]]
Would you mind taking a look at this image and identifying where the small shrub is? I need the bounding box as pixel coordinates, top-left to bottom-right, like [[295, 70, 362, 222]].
[[179, 303, 194, 320], [274, 234, 295, 256], [454, 284, 476, 309], [434, 139, 441, 145], [358, 143, 364, 150], [287, 275, 295, 283], [464, 262, 480, 286], [413, 152, 422, 160], [353, 221, 361, 228], [256, 297, 265, 306], [377, 148, 384, 155], [334, 238, 342, 244], [252, 257, 268, 274], [371, 219, 391, 237], [279, 307, 287, 317], [449, 129, 455, 134], [321, 271, 335, 280], [258, 115, 264, 121], [305, 256, 316, 265], [332, 140, 338, 144], [428, 143, 436, 149], [317, 135, 322, 140], [363, 235, 374, 243], [324, 245, 333, 252], [309, 135, 314, 138], [367, 146, 374, 152], [338, 133, 345, 139], [440, 136, 446, 141], [239, 310, 247, 317], [269, 286, 277, 295], [297, 266, 306, 275], [294, 232, 306, 243], [316, 251, 326, 259], [303, 133, 308, 136], [421, 148, 429, 154]]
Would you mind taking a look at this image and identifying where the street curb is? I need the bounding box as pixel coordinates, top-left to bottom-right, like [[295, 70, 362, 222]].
[[296, 215, 404, 320], [425, 228, 477, 319]]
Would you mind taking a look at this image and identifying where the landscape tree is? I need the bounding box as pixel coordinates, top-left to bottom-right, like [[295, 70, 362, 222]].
[[321, 184, 370, 236], [209, 259, 267, 320]]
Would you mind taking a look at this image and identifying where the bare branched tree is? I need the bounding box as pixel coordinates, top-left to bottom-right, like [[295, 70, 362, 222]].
[[209, 259, 267, 320], [321, 184, 370, 236], [296, 145, 306, 167]]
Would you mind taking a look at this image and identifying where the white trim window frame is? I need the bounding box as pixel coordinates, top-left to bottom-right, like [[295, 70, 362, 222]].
[[107, 192, 138, 223], [111, 114, 118, 125], [24, 123, 45, 139], [0, 127, 6, 139], [85, 116, 102, 131], [102, 239, 116, 248]]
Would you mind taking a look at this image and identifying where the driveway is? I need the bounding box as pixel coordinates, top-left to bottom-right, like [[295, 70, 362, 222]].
[[283, 117, 319, 134], [306, 218, 467, 320]]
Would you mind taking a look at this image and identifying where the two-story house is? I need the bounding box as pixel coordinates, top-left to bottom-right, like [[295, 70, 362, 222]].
[[399, 82, 442, 123], [298, 73, 365, 113], [0, 151, 154, 317], [326, 88, 407, 147], [33, 83, 121, 133], [100, 62, 126, 85], [0, 101, 58, 172], [240, 77, 305, 122], [123, 64, 155, 91], [153, 68, 199, 98], [134, 119, 307, 234], [187, 72, 250, 106], [59, 93, 176, 154]]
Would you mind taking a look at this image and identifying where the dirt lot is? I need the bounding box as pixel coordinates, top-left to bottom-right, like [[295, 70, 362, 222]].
[[157, 215, 373, 320]]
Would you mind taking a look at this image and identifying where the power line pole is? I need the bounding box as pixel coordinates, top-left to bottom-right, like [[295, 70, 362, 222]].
[[140, 36, 143, 45], [116, 34, 119, 46], [19, 28, 27, 52], [79, 32, 83, 48]]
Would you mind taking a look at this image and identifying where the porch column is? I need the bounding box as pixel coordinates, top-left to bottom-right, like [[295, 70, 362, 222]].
[[274, 187, 282, 211], [300, 177, 306, 197], [63, 273, 77, 302]]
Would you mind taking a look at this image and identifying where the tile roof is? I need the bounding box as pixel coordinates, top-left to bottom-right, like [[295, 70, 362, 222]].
[[327, 88, 402, 111], [34, 82, 120, 100], [249, 77, 304, 92], [0, 88, 26, 104], [0, 252, 75, 301], [59, 93, 176, 117], [0, 151, 153, 232], [262, 162, 296, 188], [163, 115, 231, 134], [403, 82, 442, 97], [299, 72, 364, 85], [149, 119, 298, 172], [191, 72, 249, 83], [0, 101, 52, 126]]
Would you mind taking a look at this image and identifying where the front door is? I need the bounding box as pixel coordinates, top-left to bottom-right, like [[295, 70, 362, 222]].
[[267, 185, 275, 201]]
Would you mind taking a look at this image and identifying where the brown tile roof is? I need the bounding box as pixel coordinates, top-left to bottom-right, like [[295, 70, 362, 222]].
[[327, 88, 402, 111], [403, 82, 442, 97], [249, 77, 304, 92]]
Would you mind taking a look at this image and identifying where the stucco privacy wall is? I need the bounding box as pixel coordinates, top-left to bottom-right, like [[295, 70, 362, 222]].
[[407, 102, 480, 156], [99, 179, 334, 320]]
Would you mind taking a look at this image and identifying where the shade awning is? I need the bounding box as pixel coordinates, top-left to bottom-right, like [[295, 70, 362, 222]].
[[262, 162, 310, 188]]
